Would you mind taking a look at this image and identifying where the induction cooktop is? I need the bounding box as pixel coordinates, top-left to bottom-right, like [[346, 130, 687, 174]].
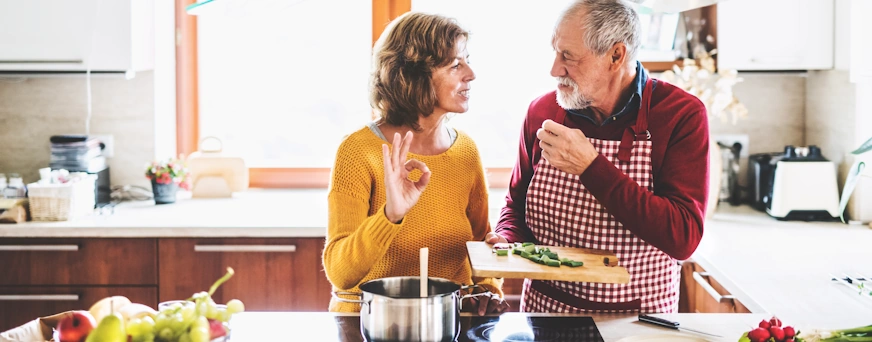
[[322, 314, 604, 342]]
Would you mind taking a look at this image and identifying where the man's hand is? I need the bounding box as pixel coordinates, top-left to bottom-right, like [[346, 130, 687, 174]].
[[485, 232, 507, 244], [537, 119, 598, 175]]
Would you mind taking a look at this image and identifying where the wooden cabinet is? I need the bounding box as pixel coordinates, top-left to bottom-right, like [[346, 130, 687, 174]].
[[0, 237, 332, 331], [717, 0, 833, 71], [679, 261, 751, 313], [0, 239, 157, 286], [158, 238, 331, 312], [0, 287, 157, 332]]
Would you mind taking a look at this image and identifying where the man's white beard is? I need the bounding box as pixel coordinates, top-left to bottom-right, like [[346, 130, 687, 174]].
[[556, 76, 592, 110]]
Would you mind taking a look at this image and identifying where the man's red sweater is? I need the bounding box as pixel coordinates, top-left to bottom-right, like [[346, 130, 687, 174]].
[[494, 80, 710, 260]]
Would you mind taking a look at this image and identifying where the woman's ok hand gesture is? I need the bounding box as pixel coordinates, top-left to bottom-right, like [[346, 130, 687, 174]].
[[382, 132, 431, 223]]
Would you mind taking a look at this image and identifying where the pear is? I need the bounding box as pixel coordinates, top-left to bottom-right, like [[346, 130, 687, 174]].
[[89, 296, 131, 322], [85, 313, 126, 342]]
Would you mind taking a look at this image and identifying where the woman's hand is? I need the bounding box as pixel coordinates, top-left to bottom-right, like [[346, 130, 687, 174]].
[[463, 292, 510, 316], [382, 131, 431, 223]]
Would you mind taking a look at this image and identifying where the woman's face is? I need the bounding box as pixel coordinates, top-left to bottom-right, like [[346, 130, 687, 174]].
[[431, 39, 475, 116]]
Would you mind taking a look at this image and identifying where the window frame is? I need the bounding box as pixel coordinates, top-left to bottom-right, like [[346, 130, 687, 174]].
[[175, 0, 712, 188]]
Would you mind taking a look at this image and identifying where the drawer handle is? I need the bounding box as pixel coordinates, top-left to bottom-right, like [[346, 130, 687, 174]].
[[0, 245, 79, 251], [0, 295, 80, 301], [692, 272, 735, 303], [194, 245, 297, 253]]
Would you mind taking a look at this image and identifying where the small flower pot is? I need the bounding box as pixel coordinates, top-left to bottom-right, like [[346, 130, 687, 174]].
[[151, 179, 179, 204]]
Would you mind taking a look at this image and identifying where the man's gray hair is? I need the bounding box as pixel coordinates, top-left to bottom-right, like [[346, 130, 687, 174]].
[[559, 0, 642, 64]]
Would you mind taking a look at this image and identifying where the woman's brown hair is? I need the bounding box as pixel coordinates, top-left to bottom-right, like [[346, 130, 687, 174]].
[[370, 12, 469, 131]]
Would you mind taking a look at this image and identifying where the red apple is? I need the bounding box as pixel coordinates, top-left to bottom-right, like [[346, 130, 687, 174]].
[[56, 311, 96, 342]]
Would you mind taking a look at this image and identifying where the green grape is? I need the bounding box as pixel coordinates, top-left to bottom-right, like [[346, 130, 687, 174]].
[[141, 316, 156, 335], [178, 332, 193, 342], [193, 316, 209, 330], [158, 327, 173, 341], [154, 313, 172, 332], [188, 326, 210, 342], [180, 306, 196, 325], [127, 318, 144, 337], [226, 299, 245, 315], [169, 313, 187, 332]]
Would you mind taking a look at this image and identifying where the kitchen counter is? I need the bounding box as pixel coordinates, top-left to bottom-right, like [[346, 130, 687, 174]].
[[694, 204, 872, 330], [0, 189, 331, 237], [229, 312, 766, 341], [2, 189, 871, 332]]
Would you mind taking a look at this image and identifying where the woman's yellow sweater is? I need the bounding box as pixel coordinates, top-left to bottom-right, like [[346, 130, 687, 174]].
[[323, 125, 503, 312]]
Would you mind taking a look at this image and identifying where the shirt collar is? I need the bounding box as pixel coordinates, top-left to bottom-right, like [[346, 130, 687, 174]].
[[566, 61, 648, 126]]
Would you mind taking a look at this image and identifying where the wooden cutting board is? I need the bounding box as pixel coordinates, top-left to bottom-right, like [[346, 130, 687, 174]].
[[466, 241, 630, 284]]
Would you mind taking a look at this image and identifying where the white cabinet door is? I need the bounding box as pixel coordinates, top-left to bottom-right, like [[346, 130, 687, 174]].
[[717, 0, 834, 70], [0, 0, 153, 72]]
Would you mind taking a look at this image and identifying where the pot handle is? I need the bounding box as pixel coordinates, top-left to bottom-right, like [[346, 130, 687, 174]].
[[331, 291, 367, 304]]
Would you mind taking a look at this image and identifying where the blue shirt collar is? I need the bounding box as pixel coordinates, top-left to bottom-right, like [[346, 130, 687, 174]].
[[566, 61, 648, 126]]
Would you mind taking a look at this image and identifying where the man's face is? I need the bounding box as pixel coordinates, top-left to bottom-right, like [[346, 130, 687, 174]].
[[551, 16, 613, 110]]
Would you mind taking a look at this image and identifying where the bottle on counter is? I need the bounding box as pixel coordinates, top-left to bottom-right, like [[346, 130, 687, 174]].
[[4, 173, 27, 198]]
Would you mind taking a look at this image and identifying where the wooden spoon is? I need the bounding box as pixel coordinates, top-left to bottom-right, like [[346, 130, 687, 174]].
[[420, 247, 428, 298]]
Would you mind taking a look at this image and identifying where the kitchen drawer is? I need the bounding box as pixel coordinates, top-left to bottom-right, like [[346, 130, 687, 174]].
[[0, 238, 157, 286], [680, 261, 751, 313], [158, 238, 331, 311], [0, 286, 157, 332]]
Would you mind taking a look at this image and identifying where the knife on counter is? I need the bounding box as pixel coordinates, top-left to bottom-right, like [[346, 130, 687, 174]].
[[638, 314, 722, 338]]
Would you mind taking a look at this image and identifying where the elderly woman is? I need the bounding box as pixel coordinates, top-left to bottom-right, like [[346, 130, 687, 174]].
[[322, 11, 506, 315]]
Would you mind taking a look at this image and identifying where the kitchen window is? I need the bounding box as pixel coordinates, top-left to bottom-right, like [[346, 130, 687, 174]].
[[179, 0, 683, 188]]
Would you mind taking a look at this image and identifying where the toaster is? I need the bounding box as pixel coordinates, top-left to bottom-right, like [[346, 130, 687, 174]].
[[750, 145, 840, 221]]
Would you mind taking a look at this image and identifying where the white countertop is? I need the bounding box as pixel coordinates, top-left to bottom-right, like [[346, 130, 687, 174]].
[[694, 204, 872, 330], [0, 189, 331, 237], [230, 312, 767, 342]]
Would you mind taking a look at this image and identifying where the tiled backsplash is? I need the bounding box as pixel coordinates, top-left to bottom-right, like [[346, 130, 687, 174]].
[[0, 72, 155, 187]]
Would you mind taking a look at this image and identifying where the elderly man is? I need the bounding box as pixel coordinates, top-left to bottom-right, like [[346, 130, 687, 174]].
[[486, 0, 709, 313]]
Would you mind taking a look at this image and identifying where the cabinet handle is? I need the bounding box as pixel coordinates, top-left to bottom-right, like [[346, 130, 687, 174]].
[[692, 272, 735, 303], [194, 245, 297, 253], [0, 60, 84, 64], [0, 295, 80, 301], [0, 245, 79, 251]]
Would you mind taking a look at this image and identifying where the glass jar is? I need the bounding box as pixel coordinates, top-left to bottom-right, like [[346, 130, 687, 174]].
[[4, 173, 26, 198]]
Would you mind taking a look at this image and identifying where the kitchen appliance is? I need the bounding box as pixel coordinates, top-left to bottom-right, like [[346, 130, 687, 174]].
[[749, 145, 840, 221], [231, 313, 606, 342], [332, 276, 487, 342], [186, 137, 248, 198]]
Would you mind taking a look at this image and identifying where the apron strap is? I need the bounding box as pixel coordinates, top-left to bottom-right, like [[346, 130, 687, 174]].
[[617, 78, 654, 162]]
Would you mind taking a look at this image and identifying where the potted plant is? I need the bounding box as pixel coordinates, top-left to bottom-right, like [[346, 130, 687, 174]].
[[838, 136, 872, 224], [145, 157, 191, 204]]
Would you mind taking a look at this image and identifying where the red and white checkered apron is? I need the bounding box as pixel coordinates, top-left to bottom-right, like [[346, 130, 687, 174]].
[[520, 79, 679, 313]]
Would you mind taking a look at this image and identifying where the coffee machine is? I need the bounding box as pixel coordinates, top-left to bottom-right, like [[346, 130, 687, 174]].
[[748, 145, 840, 221]]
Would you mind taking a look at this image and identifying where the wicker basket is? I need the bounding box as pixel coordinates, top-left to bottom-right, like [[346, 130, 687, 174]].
[[27, 176, 96, 221]]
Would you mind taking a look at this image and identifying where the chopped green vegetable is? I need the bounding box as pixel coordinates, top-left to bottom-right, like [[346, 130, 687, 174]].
[[512, 248, 523, 255], [521, 242, 535, 247], [496, 249, 508, 256], [520, 251, 531, 258], [568, 261, 584, 267], [546, 260, 561, 267]]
